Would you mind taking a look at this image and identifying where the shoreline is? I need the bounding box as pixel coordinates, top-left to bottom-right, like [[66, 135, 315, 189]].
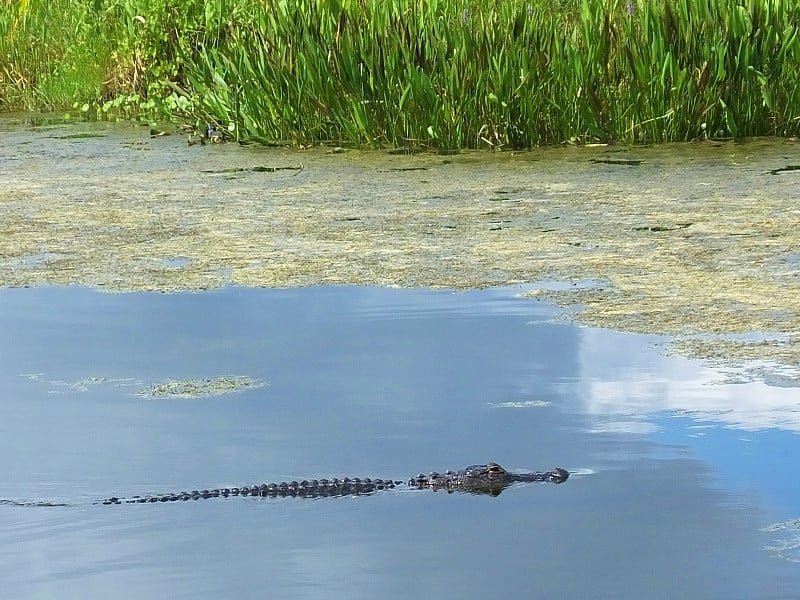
[[1, 121, 798, 376]]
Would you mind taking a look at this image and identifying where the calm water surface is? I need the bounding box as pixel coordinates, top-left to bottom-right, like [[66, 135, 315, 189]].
[[0, 286, 798, 599]]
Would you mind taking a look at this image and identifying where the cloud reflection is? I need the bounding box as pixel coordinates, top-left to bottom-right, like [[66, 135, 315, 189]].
[[576, 329, 800, 432]]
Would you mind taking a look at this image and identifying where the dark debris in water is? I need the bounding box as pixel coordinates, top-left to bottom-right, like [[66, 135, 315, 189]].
[[201, 165, 304, 175], [767, 165, 800, 175], [378, 167, 431, 172], [52, 132, 106, 140], [589, 157, 644, 166], [631, 223, 692, 232]]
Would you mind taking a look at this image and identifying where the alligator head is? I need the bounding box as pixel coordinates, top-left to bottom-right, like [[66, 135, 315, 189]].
[[408, 462, 569, 496]]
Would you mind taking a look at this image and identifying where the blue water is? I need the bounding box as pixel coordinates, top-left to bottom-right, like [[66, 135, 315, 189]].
[[0, 286, 797, 598]]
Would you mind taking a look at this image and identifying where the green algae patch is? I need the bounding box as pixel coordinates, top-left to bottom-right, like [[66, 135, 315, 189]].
[[137, 376, 266, 399], [1, 122, 799, 377]]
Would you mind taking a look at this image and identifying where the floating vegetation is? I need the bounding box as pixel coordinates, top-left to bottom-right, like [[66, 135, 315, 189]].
[[1, 124, 799, 378], [137, 376, 266, 399], [20, 371, 265, 398]]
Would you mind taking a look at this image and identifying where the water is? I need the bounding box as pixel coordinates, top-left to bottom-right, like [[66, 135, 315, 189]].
[[0, 285, 798, 598]]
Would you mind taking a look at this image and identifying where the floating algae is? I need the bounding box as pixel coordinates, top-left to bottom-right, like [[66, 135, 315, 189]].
[[137, 376, 266, 399], [20, 371, 264, 399], [1, 121, 799, 376]]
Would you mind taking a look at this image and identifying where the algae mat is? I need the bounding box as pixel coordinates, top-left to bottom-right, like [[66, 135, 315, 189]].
[[1, 119, 798, 374]]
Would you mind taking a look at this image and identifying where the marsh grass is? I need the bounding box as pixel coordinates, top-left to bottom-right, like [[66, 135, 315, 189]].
[[1, 0, 114, 110], [187, 0, 800, 148], [3, 0, 800, 147], [0, 0, 225, 115]]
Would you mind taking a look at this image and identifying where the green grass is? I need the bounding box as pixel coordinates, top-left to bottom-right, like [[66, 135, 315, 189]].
[[3, 0, 800, 148], [1, 0, 113, 111]]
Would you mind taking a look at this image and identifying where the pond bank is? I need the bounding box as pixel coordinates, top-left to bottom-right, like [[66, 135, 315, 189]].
[[1, 119, 798, 375]]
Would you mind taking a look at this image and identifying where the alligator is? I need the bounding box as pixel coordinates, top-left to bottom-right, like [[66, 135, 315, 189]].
[[100, 463, 569, 505]]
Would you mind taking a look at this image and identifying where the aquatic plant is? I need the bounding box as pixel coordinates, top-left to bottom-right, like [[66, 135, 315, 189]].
[[0, 0, 222, 116], [181, 0, 800, 147], [2, 0, 800, 146], [0, 0, 112, 110]]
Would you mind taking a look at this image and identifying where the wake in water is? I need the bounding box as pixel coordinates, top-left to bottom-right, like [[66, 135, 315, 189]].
[[0, 498, 72, 507]]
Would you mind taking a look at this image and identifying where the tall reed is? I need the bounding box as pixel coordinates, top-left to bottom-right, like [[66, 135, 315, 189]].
[[184, 0, 800, 148], [0, 0, 112, 110], [3, 0, 800, 147]]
